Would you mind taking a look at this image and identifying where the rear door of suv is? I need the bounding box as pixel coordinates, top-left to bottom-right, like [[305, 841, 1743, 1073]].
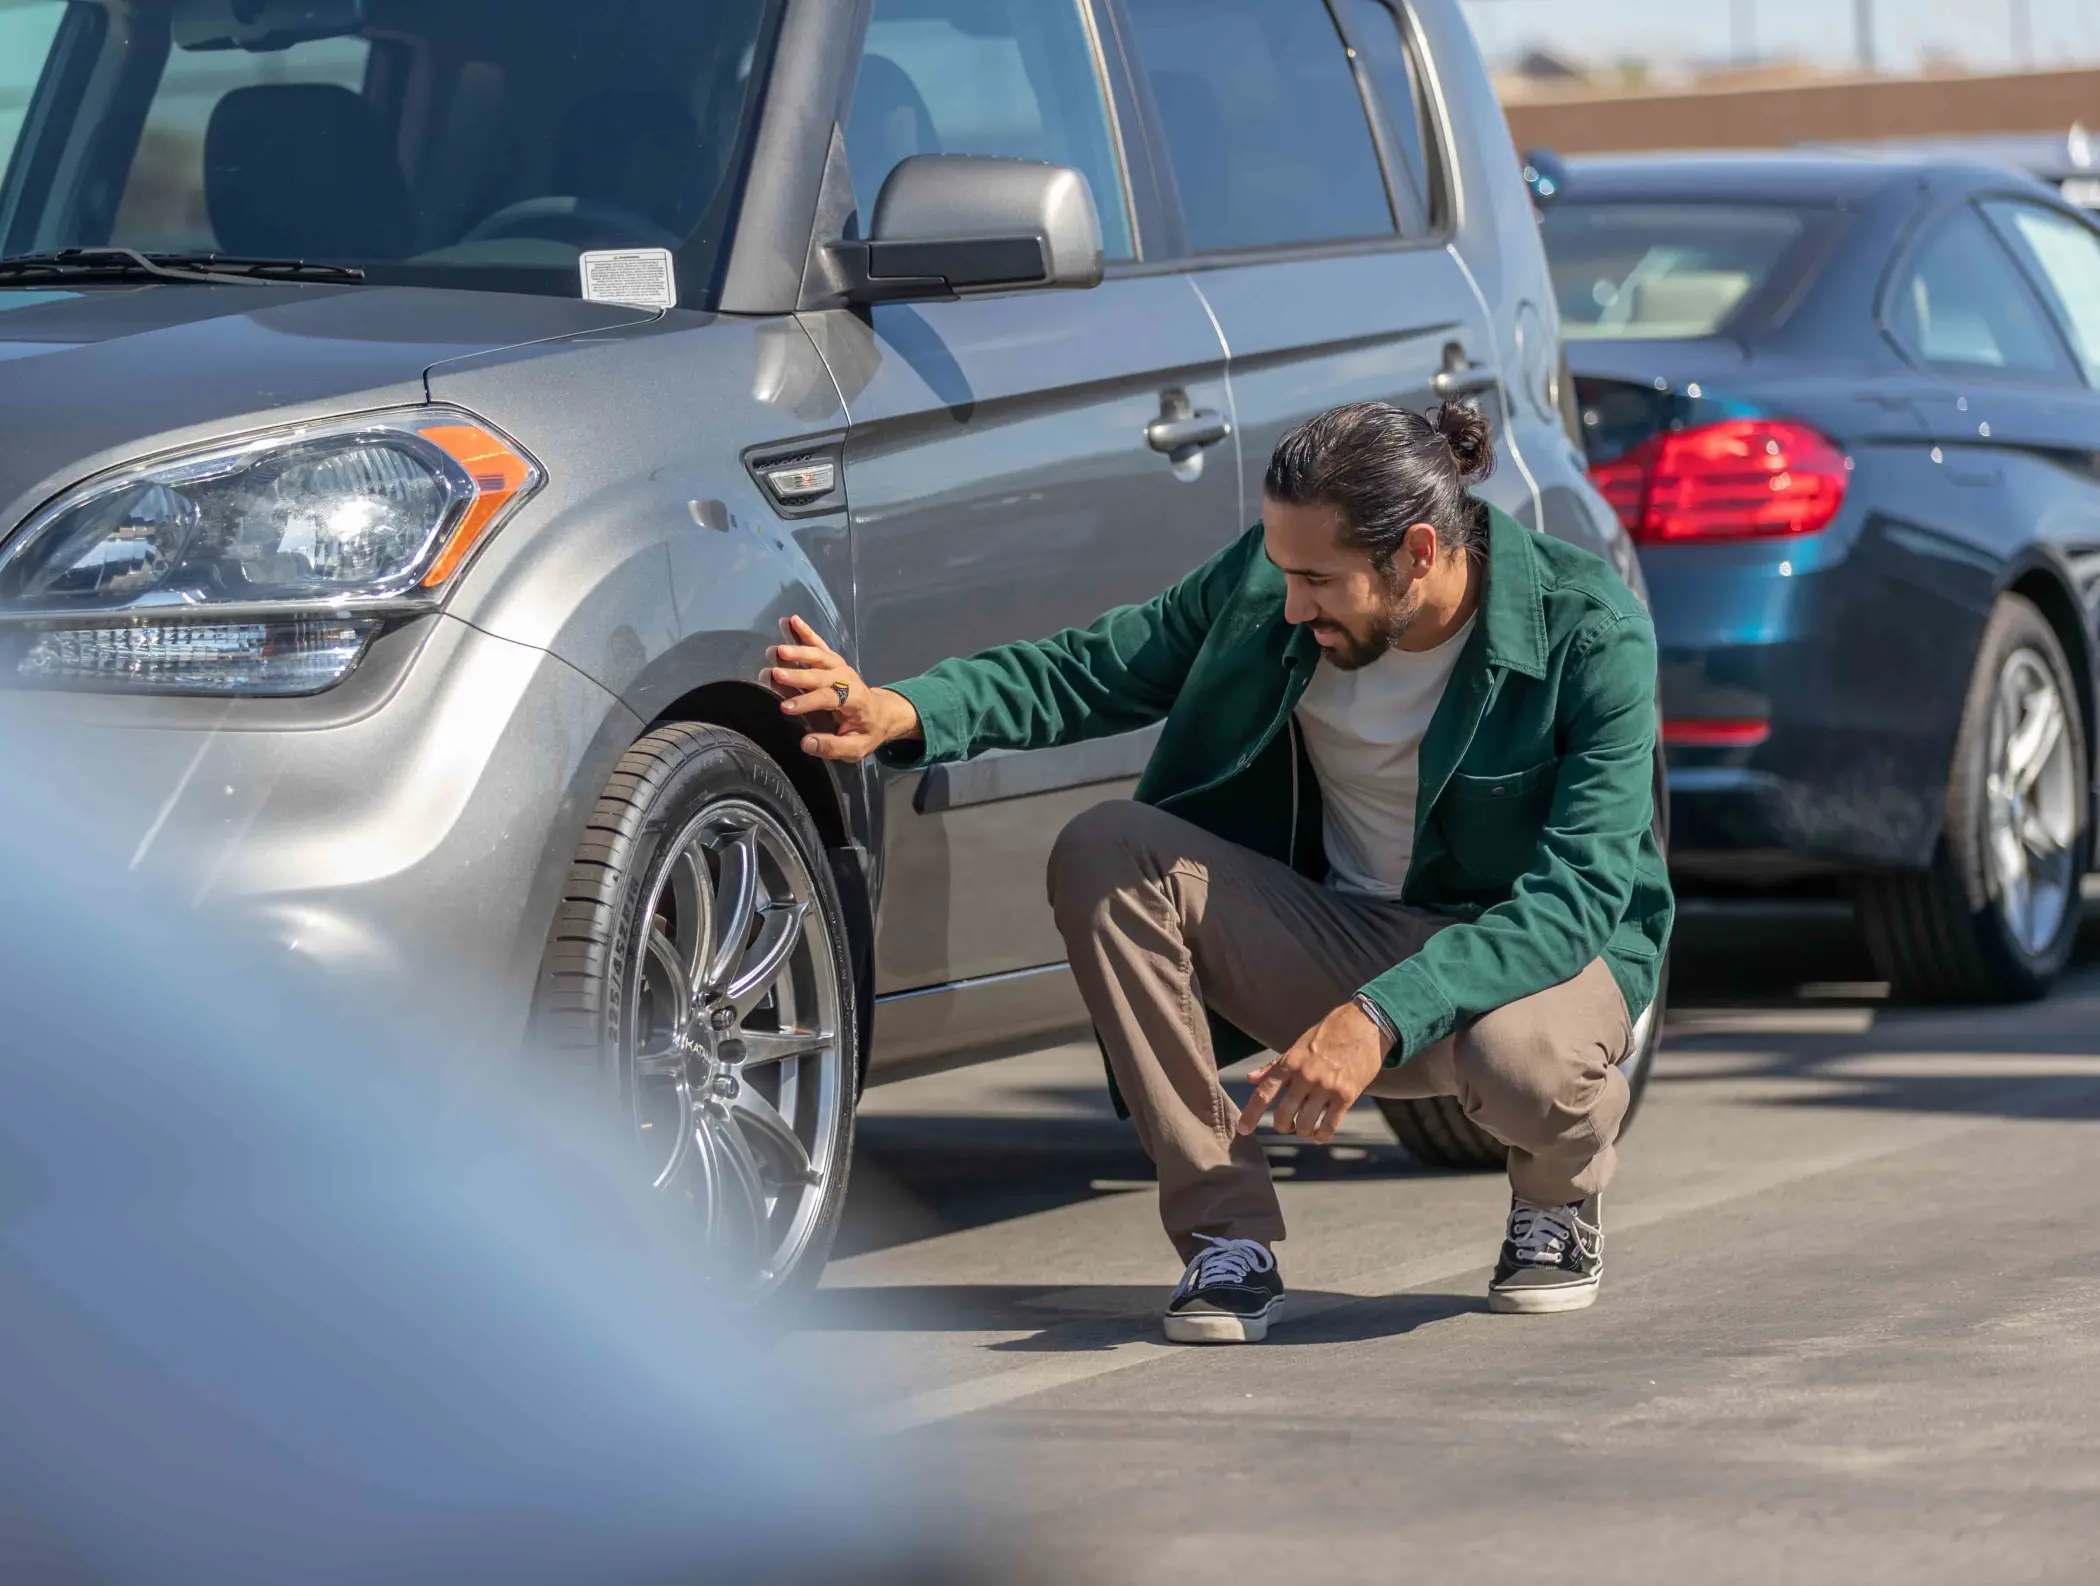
[[817, 0, 1243, 1066], [1109, 0, 1533, 534]]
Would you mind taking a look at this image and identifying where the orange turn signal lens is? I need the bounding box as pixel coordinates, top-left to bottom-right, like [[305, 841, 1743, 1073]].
[[416, 422, 538, 587]]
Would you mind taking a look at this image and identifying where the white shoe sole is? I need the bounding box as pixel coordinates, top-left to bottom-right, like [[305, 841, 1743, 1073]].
[[1488, 1279, 1599, 1315], [1162, 1296, 1284, 1343]]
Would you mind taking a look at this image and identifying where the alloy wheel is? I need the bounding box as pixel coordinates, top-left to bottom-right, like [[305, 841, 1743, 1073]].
[[1983, 647, 2080, 957], [623, 797, 845, 1297]]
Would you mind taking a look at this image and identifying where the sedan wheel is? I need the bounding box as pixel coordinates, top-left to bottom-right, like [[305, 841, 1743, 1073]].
[[1981, 648, 2080, 958], [1857, 593, 2090, 1002], [537, 724, 857, 1305]]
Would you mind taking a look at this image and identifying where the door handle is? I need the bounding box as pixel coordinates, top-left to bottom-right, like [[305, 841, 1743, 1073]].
[[1146, 410, 1231, 455], [1432, 362, 1500, 400]]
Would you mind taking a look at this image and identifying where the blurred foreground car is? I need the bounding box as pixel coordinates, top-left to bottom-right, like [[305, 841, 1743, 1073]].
[[1543, 153, 2100, 1000], [0, 0, 1656, 1260], [0, 748, 975, 1586]]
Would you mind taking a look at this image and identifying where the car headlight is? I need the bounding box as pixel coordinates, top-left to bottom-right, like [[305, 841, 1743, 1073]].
[[0, 408, 539, 696]]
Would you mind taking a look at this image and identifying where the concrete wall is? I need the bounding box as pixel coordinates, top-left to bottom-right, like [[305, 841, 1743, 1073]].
[[1503, 68, 2100, 156]]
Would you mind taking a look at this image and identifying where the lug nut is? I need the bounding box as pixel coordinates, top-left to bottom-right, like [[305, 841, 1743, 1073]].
[[710, 1007, 736, 1031]]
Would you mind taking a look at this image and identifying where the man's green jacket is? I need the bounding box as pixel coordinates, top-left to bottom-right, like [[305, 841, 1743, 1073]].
[[880, 506, 1674, 1069]]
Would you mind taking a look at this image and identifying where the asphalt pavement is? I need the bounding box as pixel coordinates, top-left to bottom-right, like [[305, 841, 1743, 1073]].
[[797, 896, 2100, 1583]]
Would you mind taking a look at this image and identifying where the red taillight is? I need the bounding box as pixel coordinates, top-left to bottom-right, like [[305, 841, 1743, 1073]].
[[1663, 718, 1771, 748], [1589, 419, 1850, 544]]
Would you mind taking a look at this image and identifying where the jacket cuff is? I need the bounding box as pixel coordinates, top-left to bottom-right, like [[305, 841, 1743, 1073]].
[[1360, 957, 1458, 1067], [874, 675, 967, 769]]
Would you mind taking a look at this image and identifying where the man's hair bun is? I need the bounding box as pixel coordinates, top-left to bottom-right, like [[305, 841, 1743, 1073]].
[[1429, 401, 1495, 485]]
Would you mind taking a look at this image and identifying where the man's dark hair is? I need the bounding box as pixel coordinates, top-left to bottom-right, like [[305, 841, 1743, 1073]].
[[1263, 400, 1496, 569]]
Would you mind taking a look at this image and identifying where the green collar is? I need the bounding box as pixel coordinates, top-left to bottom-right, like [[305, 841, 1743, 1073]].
[[1477, 505, 1548, 680]]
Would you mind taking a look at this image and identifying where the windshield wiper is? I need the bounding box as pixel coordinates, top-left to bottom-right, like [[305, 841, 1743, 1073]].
[[0, 249, 366, 286]]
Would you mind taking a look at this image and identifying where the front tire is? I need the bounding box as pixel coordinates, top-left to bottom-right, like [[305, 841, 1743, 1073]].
[[535, 723, 857, 1307], [1856, 593, 2089, 1002]]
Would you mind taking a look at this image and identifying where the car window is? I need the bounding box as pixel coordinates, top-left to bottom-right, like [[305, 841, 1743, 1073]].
[[3, 1, 786, 303], [1888, 207, 2075, 382], [1541, 202, 1813, 341], [0, 0, 68, 181], [110, 33, 372, 253], [847, 0, 1133, 262], [1121, 0, 1395, 255], [1338, 0, 1441, 232], [1985, 200, 2100, 387]]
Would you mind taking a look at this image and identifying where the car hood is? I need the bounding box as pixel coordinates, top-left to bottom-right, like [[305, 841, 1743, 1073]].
[[0, 282, 654, 528]]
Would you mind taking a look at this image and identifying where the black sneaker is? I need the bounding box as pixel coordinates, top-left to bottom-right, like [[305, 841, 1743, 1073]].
[[1163, 1235, 1284, 1343], [1488, 1195, 1602, 1314]]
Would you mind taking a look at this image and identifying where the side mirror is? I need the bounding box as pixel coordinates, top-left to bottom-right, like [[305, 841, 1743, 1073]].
[[833, 154, 1104, 306]]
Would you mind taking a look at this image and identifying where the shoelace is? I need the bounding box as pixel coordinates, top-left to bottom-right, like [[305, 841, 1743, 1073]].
[[1507, 1199, 1600, 1268], [1176, 1233, 1275, 1295]]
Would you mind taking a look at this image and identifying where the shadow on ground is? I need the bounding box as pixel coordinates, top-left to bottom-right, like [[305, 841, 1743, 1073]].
[[839, 898, 2100, 1263], [803, 1281, 1482, 1349]]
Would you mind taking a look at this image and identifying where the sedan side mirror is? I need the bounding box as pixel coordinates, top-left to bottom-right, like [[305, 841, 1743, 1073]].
[[832, 154, 1104, 307]]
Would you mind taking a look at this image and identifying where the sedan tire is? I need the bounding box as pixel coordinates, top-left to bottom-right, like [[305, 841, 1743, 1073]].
[[1856, 593, 2089, 1003], [535, 723, 857, 1307]]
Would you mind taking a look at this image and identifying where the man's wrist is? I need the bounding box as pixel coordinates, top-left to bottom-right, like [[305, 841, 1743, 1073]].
[[1351, 993, 1399, 1061], [873, 686, 922, 742]]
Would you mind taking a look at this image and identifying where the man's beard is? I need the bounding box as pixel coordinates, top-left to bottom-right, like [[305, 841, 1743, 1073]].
[[1312, 573, 1422, 671]]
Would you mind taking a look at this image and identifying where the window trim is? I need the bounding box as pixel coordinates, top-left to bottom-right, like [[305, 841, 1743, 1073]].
[[1104, 0, 1429, 267], [1329, 0, 1454, 242], [1876, 195, 2085, 388]]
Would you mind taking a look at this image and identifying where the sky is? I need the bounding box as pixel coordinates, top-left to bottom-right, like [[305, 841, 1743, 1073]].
[[1459, 0, 2100, 75]]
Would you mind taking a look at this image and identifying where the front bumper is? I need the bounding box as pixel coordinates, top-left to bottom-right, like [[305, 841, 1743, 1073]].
[[0, 612, 640, 1043]]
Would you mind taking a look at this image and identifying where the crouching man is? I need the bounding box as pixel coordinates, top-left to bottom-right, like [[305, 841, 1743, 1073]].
[[769, 400, 1672, 1342]]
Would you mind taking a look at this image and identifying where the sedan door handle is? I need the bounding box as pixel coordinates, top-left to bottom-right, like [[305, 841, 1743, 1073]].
[[1146, 410, 1231, 454], [1431, 362, 1500, 400]]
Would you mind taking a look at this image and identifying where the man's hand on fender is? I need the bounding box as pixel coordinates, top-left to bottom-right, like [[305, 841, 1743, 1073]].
[[1235, 1001, 1390, 1144], [766, 615, 922, 763]]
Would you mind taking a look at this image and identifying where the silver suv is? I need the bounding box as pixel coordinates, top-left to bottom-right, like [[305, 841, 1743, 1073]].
[[0, 0, 1644, 1299]]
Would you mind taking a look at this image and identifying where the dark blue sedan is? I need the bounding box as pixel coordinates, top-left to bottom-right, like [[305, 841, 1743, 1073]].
[[1541, 154, 2100, 1001]]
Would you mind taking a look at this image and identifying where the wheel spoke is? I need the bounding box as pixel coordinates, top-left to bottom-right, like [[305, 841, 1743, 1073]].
[[2022, 811, 2064, 858], [702, 1107, 775, 1259], [732, 1084, 821, 1187], [664, 846, 713, 993], [651, 1098, 695, 1192], [2007, 688, 2064, 794], [703, 827, 759, 994], [727, 902, 811, 1009], [731, 1027, 835, 1068], [645, 925, 691, 1010]]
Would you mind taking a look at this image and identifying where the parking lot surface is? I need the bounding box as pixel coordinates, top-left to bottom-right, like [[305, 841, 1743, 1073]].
[[796, 899, 2100, 1582]]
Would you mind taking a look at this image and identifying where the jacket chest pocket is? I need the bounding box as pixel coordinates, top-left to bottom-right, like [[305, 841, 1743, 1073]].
[[1435, 758, 1557, 889]]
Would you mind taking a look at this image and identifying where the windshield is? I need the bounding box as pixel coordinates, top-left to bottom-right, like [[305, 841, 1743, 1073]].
[[1542, 201, 1819, 341], [0, 0, 782, 302]]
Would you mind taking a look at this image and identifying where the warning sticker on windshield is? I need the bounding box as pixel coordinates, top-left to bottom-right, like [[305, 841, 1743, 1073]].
[[579, 249, 677, 311]]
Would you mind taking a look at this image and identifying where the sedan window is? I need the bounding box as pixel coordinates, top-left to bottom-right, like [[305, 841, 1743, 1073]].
[[1542, 202, 1811, 341], [1887, 207, 2077, 383], [1985, 200, 2100, 388]]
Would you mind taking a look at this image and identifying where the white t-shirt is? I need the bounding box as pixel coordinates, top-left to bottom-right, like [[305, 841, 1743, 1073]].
[[1293, 617, 1475, 897]]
